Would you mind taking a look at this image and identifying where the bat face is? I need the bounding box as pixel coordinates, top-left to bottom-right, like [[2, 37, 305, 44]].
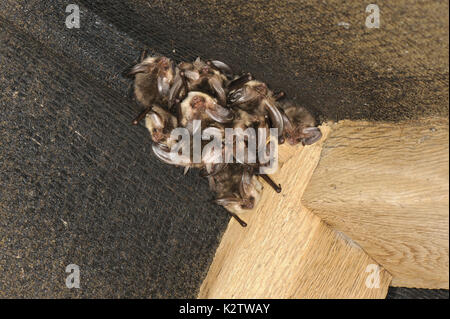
[[180, 91, 233, 127], [228, 80, 284, 137], [177, 58, 228, 106], [211, 165, 263, 214], [144, 105, 178, 150], [130, 56, 175, 107], [281, 103, 322, 146]]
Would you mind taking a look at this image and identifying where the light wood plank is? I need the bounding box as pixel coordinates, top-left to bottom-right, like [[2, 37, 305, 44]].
[[302, 118, 449, 289], [199, 124, 392, 298]]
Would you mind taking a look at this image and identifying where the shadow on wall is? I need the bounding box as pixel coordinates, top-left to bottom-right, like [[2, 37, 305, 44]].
[[81, 0, 449, 123]]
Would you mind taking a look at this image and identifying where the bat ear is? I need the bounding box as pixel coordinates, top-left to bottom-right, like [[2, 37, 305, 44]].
[[228, 73, 253, 91], [157, 75, 170, 96], [152, 143, 190, 166], [128, 63, 149, 76], [263, 100, 284, 137], [302, 127, 322, 145], [207, 60, 233, 77], [208, 77, 227, 106], [215, 197, 241, 207], [239, 169, 253, 198], [205, 103, 234, 123], [281, 111, 294, 131], [168, 75, 184, 108], [148, 111, 164, 129]]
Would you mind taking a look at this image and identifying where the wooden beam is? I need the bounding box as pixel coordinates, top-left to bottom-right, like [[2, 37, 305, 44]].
[[198, 125, 392, 298], [302, 118, 449, 289]]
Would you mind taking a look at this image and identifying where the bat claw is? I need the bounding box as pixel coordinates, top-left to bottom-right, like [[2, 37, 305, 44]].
[[259, 174, 282, 193], [132, 107, 152, 125]]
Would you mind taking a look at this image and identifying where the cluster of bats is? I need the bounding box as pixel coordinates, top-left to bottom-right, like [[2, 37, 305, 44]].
[[127, 53, 322, 227]]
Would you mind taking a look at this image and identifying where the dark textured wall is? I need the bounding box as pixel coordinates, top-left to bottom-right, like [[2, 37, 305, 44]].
[[0, 1, 229, 298], [0, 0, 448, 298], [81, 0, 448, 122]]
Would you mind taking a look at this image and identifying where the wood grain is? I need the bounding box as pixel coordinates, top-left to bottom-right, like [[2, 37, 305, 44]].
[[198, 125, 392, 298], [302, 118, 449, 289]]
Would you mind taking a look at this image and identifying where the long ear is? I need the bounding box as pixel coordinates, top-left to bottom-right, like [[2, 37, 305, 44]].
[[302, 127, 322, 145], [128, 63, 149, 76], [148, 111, 164, 129], [209, 76, 227, 106], [228, 86, 259, 107], [239, 169, 254, 199], [207, 60, 233, 77], [215, 197, 241, 207], [152, 143, 190, 166], [157, 75, 170, 96], [168, 73, 184, 108], [205, 103, 234, 123], [228, 73, 253, 91], [263, 100, 284, 136], [280, 109, 294, 131]]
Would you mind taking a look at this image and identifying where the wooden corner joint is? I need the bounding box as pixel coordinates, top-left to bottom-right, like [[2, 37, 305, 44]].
[[199, 123, 393, 299]]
